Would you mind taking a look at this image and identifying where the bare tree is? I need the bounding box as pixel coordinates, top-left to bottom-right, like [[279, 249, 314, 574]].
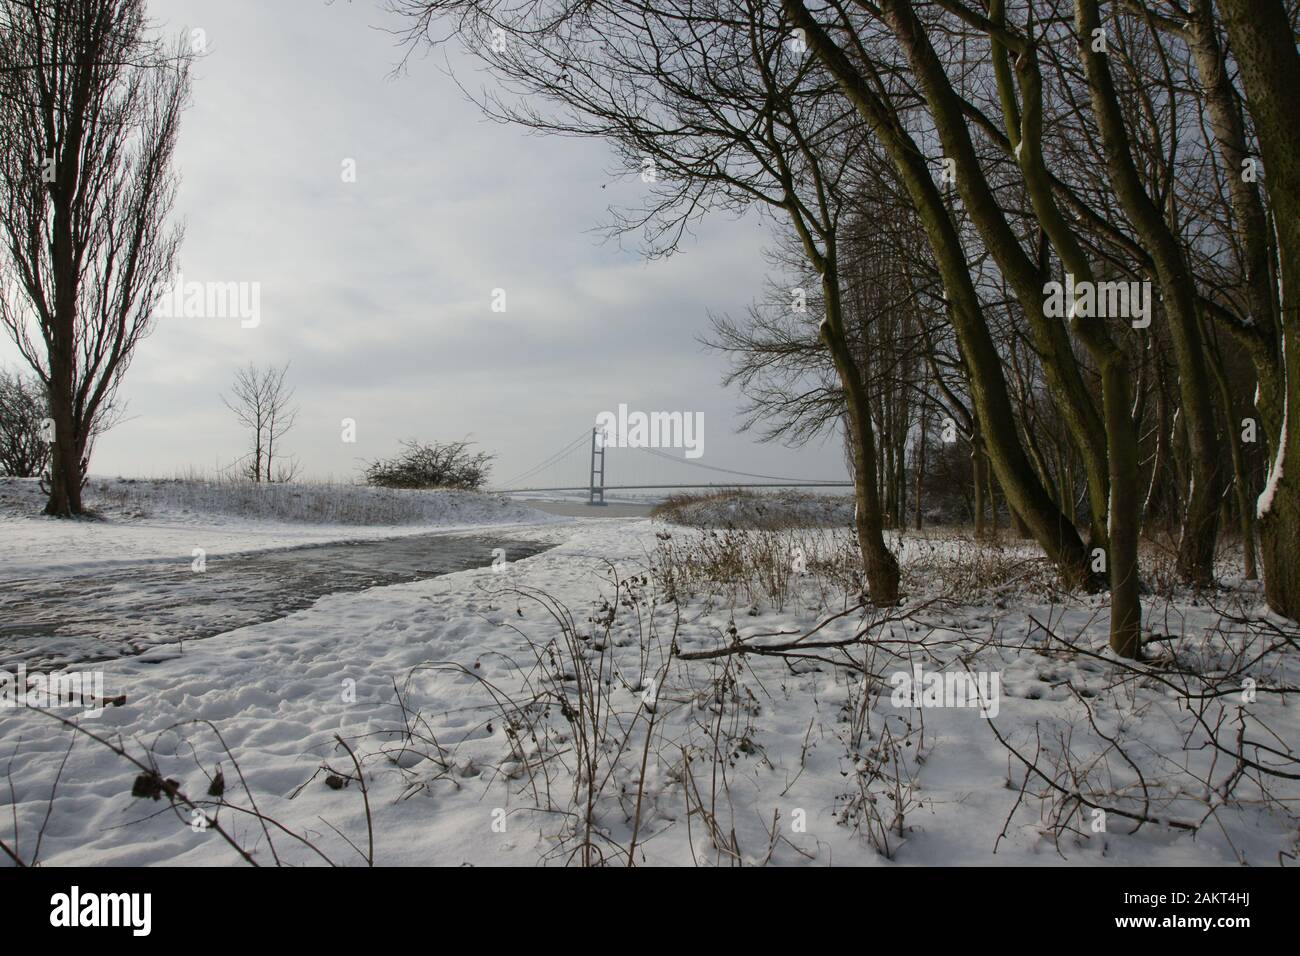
[[0, 0, 192, 515], [393, 0, 906, 603], [0, 367, 48, 477], [776, 0, 1286, 649], [779, 0, 1099, 590], [221, 362, 299, 483], [394, 0, 1299, 641], [1211, 0, 1300, 619]]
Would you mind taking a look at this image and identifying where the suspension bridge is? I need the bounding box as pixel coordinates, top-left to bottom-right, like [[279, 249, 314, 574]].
[[492, 428, 853, 504]]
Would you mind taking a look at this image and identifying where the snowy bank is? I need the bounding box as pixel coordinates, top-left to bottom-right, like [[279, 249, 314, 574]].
[[0, 477, 563, 578]]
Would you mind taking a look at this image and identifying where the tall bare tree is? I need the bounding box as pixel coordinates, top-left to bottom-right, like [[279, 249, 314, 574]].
[[1209, 0, 1300, 619], [221, 361, 299, 483], [0, 0, 191, 515], [780, 0, 1099, 592], [394, 0, 1299, 643]]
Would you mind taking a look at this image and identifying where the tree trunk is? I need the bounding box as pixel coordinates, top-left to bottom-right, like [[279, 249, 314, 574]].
[[841, 376, 901, 605], [821, 274, 900, 606], [785, 0, 1094, 588], [1075, 0, 1224, 588], [46, 122, 84, 517], [1101, 358, 1144, 658], [1206, 331, 1258, 579], [1186, 2, 1284, 448], [44, 363, 84, 517], [989, 453, 1002, 536], [1215, 0, 1300, 618], [897, 444, 907, 531], [1142, 365, 1170, 530], [914, 399, 928, 531]]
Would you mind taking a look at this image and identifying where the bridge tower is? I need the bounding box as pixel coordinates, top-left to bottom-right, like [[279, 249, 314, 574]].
[[589, 426, 606, 505]]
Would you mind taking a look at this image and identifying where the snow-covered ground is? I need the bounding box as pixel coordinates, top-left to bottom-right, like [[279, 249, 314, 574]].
[[0, 477, 563, 577], [1, 486, 1296, 867]]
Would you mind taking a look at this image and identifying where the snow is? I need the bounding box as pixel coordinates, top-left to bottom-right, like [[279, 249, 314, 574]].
[[1257, 323, 1289, 520], [0, 476, 562, 577], [1257, 393, 1286, 520], [1, 492, 1295, 867]]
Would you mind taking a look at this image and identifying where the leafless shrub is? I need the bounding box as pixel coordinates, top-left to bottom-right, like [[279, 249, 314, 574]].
[[899, 531, 1063, 603], [363, 439, 494, 491], [651, 526, 863, 613], [833, 716, 922, 859]]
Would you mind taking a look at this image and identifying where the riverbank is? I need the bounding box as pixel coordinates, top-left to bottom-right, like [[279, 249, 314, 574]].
[[0, 476, 565, 577]]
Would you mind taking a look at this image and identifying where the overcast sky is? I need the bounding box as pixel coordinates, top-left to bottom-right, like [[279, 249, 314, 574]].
[[3, 0, 850, 489]]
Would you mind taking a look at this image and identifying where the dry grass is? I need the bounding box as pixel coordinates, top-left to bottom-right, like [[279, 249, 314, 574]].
[[650, 524, 1065, 613], [84, 474, 521, 526], [651, 488, 855, 530]]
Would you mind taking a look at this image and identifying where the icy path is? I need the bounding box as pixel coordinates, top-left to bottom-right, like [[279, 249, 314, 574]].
[[0, 532, 555, 672]]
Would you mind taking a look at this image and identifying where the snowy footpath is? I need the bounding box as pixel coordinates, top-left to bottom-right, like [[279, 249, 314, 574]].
[[1, 487, 1296, 867]]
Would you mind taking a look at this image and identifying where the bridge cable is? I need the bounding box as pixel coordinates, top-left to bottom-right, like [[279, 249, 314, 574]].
[[495, 429, 593, 489], [627, 444, 849, 484]]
